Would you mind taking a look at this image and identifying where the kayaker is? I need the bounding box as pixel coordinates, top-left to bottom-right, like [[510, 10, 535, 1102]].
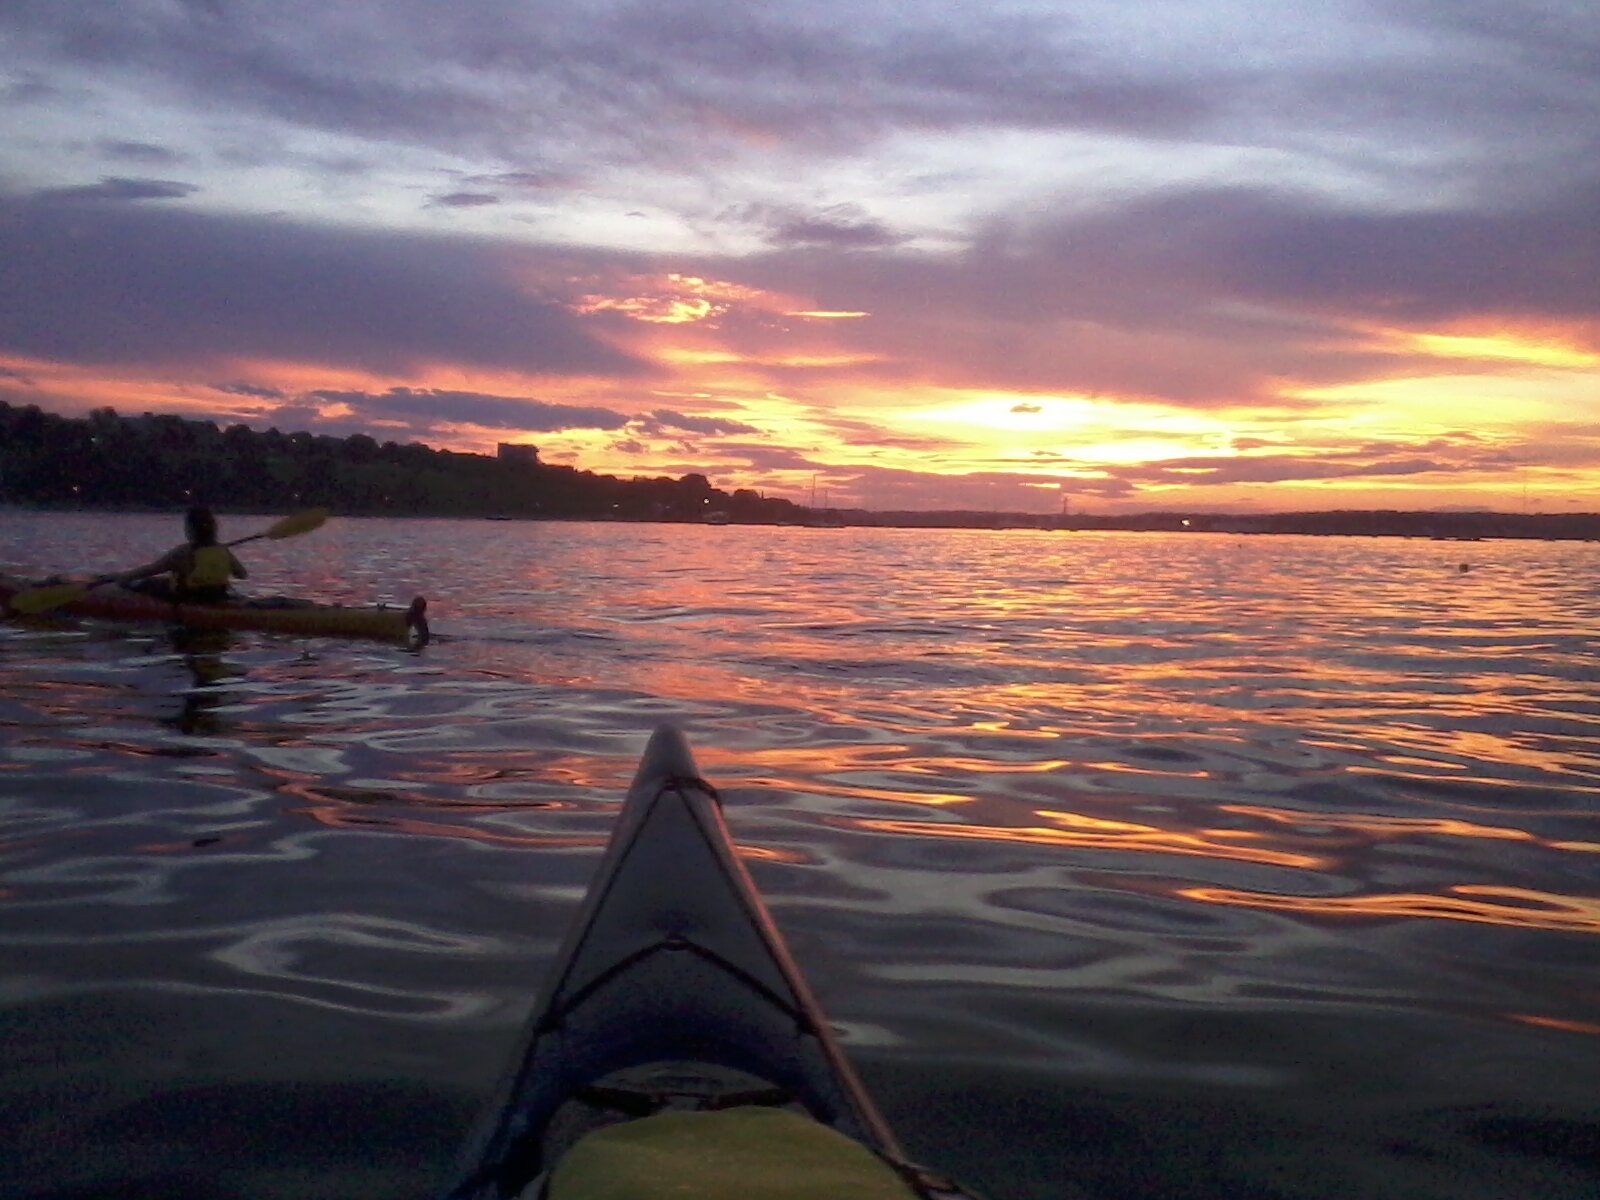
[[95, 506, 248, 603]]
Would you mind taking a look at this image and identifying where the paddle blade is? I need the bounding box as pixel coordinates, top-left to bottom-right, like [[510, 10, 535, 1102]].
[[8, 582, 89, 616], [262, 508, 329, 540]]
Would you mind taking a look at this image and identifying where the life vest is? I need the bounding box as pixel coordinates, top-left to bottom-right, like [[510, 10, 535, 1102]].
[[175, 544, 233, 593]]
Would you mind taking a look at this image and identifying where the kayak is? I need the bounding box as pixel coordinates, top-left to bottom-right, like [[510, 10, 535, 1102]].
[[445, 725, 981, 1199], [0, 575, 429, 644]]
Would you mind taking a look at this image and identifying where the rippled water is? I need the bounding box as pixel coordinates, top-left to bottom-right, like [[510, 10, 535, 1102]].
[[2, 512, 1597, 1199]]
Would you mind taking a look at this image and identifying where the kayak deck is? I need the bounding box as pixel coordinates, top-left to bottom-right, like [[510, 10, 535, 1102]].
[[0, 575, 428, 643], [447, 725, 976, 1199]]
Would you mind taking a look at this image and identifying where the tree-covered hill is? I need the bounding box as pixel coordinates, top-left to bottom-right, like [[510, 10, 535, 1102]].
[[0, 402, 802, 524]]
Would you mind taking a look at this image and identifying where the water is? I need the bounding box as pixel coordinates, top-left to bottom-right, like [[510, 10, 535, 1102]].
[[2, 513, 1597, 1199]]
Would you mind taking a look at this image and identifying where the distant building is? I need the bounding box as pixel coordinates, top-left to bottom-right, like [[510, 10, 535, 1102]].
[[498, 443, 540, 465]]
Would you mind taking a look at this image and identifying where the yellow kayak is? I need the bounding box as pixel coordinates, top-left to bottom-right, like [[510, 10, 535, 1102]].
[[1, 575, 428, 643]]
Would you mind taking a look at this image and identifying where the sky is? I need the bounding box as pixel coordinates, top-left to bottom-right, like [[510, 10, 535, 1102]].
[[1, 1, 1596, 514]]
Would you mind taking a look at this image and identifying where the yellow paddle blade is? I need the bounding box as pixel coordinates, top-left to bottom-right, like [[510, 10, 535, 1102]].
[[8, 582, 90, 616], [261, 507, 329, 540]]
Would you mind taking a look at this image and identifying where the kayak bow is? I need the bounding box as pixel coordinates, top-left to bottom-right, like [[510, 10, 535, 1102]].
[[446, 725, 977, 1199]]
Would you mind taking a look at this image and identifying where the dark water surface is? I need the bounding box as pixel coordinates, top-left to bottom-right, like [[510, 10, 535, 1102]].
[[2, 513, 1597, 1199]]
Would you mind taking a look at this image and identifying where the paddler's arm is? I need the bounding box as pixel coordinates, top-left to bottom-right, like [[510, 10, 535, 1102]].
[[93, 546, 185, 587], [227, 549, 248, 580]]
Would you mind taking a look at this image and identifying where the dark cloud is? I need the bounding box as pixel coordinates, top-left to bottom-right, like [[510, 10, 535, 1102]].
[[3, 0, 1593, 207], [728, 203, 904, 250], [1, 72, 60, 105], [211, 381, 287, 400], [0, 198, 647, 377], [721, 174, 1600, 407], [0, 4, 506, 152], [1010, 403, 1041, 414], [310, 387, 631, 432], [831, 462, 1104, 511], [786, 408, 953, 454], [97, 141, 184, 165], [712, 442, 829, 471], [1104, 451, 1482, 489], [461, 169, 571, 191], [635, 409, 759, 436], [601, 4, 1217, 145], [1386, 0, 1600, 84], [0, 2, 1216, 175], [33, 176, 199, 203], [431, 191, 500, 208], [954, 432, 1544, 496], [1170, 184, 1600, 323]]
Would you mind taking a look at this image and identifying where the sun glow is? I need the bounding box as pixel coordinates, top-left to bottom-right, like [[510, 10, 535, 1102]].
[[1396, 330, 1598, 369], [572, 273, 767, 325]]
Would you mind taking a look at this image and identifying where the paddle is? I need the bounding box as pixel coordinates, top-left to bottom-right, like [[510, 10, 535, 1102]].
[[8, 508, 330, 615]]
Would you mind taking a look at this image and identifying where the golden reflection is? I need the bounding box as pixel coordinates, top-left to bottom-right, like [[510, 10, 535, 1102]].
[[294, 806, 604, 848], [1348, 763, 1600, 798], [1083, 759, 1210, 778], [843, 815, 1329, 869], [1222, 805, 1537, 844], [694, 747, 976, 809], [778, 781, 972, 808], [965, 721, 1065, 741], [1508, 1014, 1600, 1037], [289, 798, 806, 863], [733, 844, 810, 865], [1180, 884, 1600, 934]]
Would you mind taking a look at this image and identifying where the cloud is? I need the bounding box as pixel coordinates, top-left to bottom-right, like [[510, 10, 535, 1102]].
[[1174, 184, 1600, 323], [0, 198, 647, 377], [634, 409, 759, 436], [33, 176, 199, 203], [711, 442, 830, 472], [0, 3, 1224, 184], [828, 461, 1121, 510], [97, 141, 185, 165], [715, 171, 1600, 409], [459, 169, 572, 192], [430, 191, 500, 208], [6, 1, 1594, 208], [211, 381, 287, 401], [1101, 448, 1493, 489], [3, 1, 1597, 510], [310, 387, 631, 432], [727, 203, 904, 250]]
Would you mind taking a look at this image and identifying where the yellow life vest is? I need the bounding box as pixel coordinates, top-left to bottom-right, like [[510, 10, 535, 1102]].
[[176, 544, 233, 592]]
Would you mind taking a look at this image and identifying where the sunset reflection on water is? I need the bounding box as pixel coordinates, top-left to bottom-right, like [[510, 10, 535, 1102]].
[[2, 515, 1599, 1200], [1180, 884, 1600, 935], [842, 814, 1331, 871]]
